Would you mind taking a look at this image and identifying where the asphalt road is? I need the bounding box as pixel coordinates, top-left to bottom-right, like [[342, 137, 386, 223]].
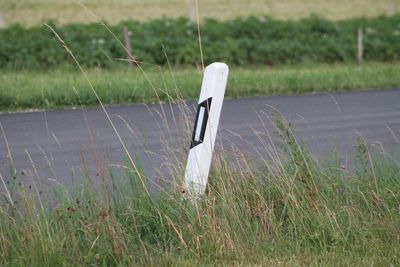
[[1, 89, 399, 191]]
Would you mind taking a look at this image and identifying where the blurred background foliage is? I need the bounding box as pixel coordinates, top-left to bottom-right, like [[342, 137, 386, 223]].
[[1, 15, 400, 70]]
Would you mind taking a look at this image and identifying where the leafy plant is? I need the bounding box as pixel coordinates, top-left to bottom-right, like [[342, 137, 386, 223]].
[[2, 15, 400, 70]]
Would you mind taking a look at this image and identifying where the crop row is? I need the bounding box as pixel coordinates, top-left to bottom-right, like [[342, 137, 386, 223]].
[[1, 15, 400, 69]]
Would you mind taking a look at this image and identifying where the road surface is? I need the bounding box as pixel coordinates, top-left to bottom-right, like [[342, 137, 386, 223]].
[[0, 89, 399, 192]]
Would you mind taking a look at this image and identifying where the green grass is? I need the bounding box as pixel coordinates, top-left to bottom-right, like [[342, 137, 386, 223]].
[[0, 115, 399, 266], [0, 0, 399, 27], [1, 62, 400, 111]]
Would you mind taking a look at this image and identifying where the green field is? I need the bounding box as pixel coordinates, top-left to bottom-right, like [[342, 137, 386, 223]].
[[1, 115, 399, 266], [1, 62, 400, 111], [0, 0, 399, 27]]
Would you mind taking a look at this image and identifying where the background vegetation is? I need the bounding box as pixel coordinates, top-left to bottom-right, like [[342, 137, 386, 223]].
[[2, 15, 400, 70], [0, 0, 398, 27]]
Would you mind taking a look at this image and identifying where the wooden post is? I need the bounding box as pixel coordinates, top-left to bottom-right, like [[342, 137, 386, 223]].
[[357, 28, 363, 63], [187, 0, 196, 22], [123, 26, 135, 67], [0, 12, 5, 28]]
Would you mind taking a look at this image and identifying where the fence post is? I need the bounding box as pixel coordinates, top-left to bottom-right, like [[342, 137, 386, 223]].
[[357, 27, 363, 63], [0, 12, 5, 28], [187, 0, 196, 22], [123, 26, 135, 67]]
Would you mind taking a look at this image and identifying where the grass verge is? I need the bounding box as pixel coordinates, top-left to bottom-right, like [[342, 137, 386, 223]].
[[0, 115, 399, 266], [1, 62, 400, 111]]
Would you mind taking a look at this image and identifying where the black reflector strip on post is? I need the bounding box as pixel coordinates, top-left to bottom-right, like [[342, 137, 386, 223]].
[[190, 97, 212, 148]]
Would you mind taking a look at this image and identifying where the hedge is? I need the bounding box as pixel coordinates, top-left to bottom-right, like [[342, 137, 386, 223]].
[[1, 15, 400, 70]]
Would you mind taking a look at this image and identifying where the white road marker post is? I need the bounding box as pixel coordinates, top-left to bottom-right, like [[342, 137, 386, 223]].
[[184, 62, 229, 201]]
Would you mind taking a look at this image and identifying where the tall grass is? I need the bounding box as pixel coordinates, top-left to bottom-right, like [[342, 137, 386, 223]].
[[0, 112, 399, 266]]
